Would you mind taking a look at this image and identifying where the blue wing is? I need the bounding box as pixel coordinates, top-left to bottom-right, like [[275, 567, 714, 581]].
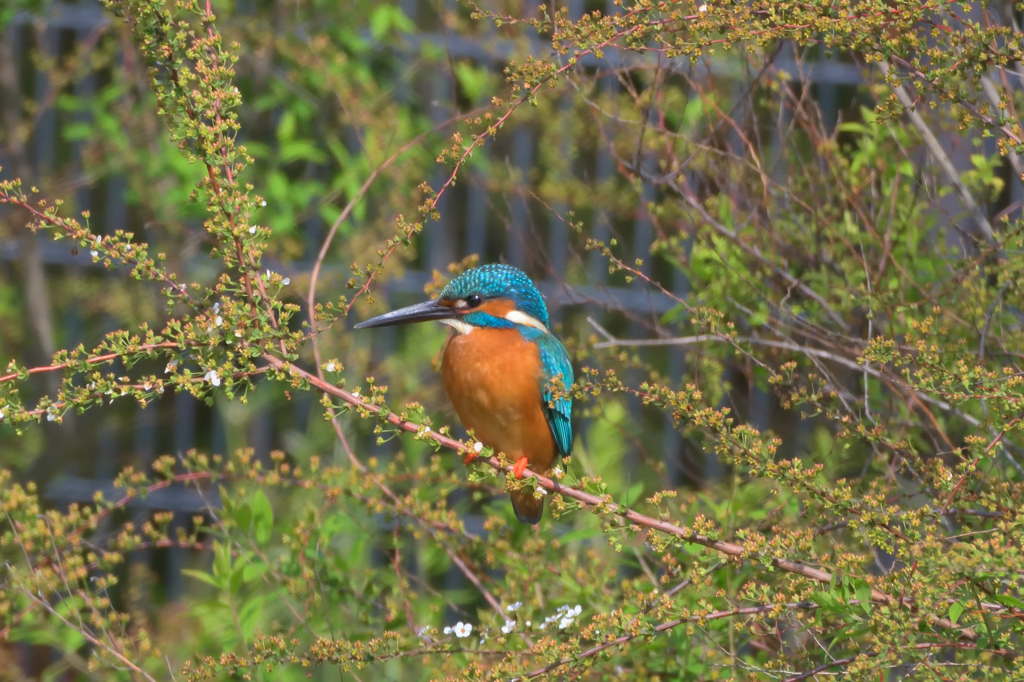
[[529, 331, 574, 456]]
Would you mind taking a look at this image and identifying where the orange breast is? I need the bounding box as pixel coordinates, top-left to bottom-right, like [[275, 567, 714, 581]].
[[441, 328, 558, 473]]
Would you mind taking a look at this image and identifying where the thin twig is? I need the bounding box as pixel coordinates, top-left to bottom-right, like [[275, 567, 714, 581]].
[[879, 61, 995, 245], [262, 354, 975, 640]]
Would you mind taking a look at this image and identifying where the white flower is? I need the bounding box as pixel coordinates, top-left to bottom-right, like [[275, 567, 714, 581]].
[[573, 605, 582, 616], [249, 226, 257, 234], [525, 621, 531, 627], [0, 407, 6, 420], [506, 601, 522, 611], [352, 389, 360, 399], [215, 315, 223, 327], [551, 467, 562, 476], [282, 277, 290, 286], [558, 617, 572, 629], [698, 3, 707, 11], [265, 269, 273, 280], [234, 330, 243, 337], [90, 249, 98, 258], [443, 626, 452, 635], [260, 200, 267, 207], [46, 406, 59, 422], [204, 370, 221, 387], [453, 622, 472, 638], [326, 362, 336, 372], [537, 487, 547, 496], [474, 441, 484, 453], [501, 621, 515, 634]]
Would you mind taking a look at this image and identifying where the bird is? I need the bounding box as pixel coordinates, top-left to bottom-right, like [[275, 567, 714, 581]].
[[354, 264, 573, 524]]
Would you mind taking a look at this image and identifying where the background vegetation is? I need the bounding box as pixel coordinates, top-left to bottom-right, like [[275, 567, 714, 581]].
[[1, 0, 1023, 679]]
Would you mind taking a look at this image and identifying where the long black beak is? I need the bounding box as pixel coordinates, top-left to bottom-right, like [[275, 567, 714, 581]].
[[353, 299, 455, 329]]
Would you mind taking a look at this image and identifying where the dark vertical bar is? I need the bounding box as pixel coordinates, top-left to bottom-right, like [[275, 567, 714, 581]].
[[106, 175, 127, 233], [32, 25, 57, 172], [587, 0, 619, 287], [72, 26, 97, 214], [94, 416, 119, 479], [164, 514, 187, 601], [507, 126, 533, 268], [663, 256, 693, 485], [173, 392, 198, 456], [770, 42, 795, 186], [425, 74, 456, 270], [169, 390, 198, 601], [212, 406, 227, 457], [465, 172, 489, 259], [1010, 155, 1023, 225], [248, 407, 272, 465], [545, 96, 572, 327], [816, 46, 839, 135], [130, 404, 157, 597]]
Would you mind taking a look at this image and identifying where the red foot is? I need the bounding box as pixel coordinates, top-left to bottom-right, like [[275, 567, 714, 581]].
[[463, 451, 478, 465], [512, 457, 529, 479]]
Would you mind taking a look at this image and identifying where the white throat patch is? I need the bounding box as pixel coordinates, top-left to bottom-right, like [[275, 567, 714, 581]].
[[504, 310, 548, 332], [440, 318, 475, 335]]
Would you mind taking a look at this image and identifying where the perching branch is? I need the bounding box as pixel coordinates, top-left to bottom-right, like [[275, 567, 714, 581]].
[[263, 353, 976, 640]]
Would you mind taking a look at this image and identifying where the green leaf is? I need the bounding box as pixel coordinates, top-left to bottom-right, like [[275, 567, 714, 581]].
[[235, 501, 252, 531], [242, 560, 268, 583], [369, 5, 414, 39], [992, 594, 1024, 611], [219, 485, 234, 518], [276, 110, 297, 143], [252, 489, 273, 544], [852, 579, 872, 615], [182, 568, 221, 588], [454, 62, 492, 103], [213, 541, 232, 583], [832, 624, 870, 643], [229, 562, 247, 594], [279, 140, 327, 164], [238, 594, 265, 639], [812, 590, 839, 612], [948, 601, 965, 625], [623, 481, 644, 507]]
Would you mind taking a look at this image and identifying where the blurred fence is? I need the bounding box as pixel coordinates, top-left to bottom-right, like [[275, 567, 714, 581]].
[[0, 0, 1006, 628]]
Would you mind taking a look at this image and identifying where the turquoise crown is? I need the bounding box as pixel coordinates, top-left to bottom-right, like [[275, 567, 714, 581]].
[[440, 264, 550, 329]]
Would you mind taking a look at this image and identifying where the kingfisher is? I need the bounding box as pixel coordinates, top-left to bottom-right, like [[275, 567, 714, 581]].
[[354, 264, 573, 524]]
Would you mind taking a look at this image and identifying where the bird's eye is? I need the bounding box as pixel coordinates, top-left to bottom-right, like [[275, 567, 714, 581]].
[[465, 294, 483, 309]]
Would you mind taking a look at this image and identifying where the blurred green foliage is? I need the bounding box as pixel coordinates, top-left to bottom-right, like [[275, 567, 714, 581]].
[[2, 0, 1024, 679]]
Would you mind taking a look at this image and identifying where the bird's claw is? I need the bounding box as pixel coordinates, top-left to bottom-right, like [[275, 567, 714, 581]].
[[463, 451, 478, 465], [512, 457, 529, 479]]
